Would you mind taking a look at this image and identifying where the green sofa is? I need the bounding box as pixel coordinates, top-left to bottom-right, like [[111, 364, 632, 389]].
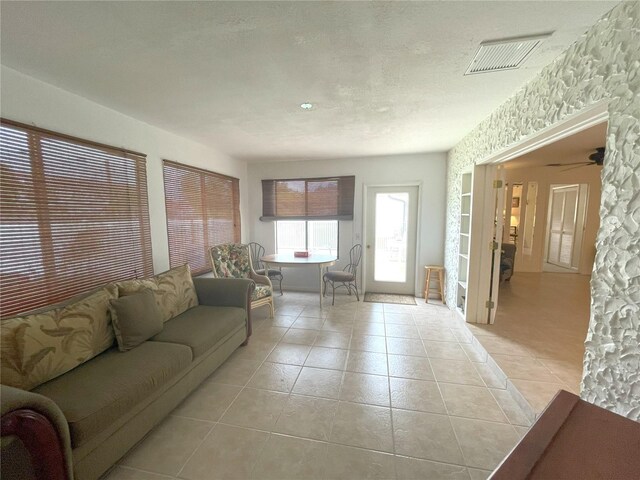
[[1, 271, 254, 480]]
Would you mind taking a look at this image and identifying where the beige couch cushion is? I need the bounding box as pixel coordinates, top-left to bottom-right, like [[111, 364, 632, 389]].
[[0, 285, 118, 391], [116, 265, 198, 322], [151, 306, 246, 357], [33, 341, 192, 448]]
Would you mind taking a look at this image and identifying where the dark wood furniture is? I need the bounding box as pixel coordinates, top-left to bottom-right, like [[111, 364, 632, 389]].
[[1, 409, 68, 480], [490, 390, 640, 480]]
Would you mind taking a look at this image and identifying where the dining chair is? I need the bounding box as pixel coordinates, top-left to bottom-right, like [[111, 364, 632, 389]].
[[323, 244, 362, 306], [248, 242, 284, 295], [209, 243, 274, 318]]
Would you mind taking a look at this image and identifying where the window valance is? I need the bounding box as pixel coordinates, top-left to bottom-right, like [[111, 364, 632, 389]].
[[261, 175, 355, 221]]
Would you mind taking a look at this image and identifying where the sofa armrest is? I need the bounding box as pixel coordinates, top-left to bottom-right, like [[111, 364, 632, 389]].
[[193, 277, 255, 309], [1, 385, 73, 480], [193, 277, 255, 343]]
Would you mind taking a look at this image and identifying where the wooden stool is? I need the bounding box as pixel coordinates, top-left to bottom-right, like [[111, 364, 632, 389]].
[[424, 266, 445, 304]]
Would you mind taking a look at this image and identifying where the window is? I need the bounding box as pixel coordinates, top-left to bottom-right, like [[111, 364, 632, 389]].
[[0, 119, 153, 318], [276, 220, 338, 256], [163, 160, 240, 275], [261, 176, 355, 220]]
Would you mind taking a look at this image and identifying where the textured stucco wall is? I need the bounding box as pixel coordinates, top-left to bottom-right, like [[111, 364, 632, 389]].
[[445, 1, 640, 419]]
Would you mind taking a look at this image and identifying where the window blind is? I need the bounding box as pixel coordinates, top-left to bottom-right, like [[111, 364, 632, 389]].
[[163, 160, 241, 275], [261, 175, 355, 221], [0, 119, 153, 318]]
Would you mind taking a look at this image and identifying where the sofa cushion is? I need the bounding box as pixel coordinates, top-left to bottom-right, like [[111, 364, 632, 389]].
[[1, 285, 118, 391], [109, 290, 163, 351], [116, 265, 198, 322], [33, 341, 192, 448], [151, 306, 246, 357]]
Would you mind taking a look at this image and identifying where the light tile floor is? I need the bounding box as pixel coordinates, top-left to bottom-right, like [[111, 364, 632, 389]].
[[105, 292, 531, 480], [467, 272, 590, 415]]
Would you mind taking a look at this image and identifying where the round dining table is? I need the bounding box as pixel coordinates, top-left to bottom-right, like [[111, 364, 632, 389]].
[[260, 253, 337, 307]]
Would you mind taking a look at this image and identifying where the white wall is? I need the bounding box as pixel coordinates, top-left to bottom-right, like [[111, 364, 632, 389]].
[[247, 153, 447, 296], [504, 163, 602, 275], [0, 66, 249, 273]]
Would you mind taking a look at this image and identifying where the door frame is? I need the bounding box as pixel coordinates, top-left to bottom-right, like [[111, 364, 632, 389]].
[[463, 101, 609, 324], [362, 182, 422, 296]]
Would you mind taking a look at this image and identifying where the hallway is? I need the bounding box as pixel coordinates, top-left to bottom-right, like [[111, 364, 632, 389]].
[[466, 272, 590, 414]]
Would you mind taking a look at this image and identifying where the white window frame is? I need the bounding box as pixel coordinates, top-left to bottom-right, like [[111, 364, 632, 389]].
[[275, 220, 339, 256]]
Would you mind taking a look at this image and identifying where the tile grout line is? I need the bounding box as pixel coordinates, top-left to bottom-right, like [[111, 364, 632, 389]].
[[174, 316, 284, 479], [125, 294, 524, 479]]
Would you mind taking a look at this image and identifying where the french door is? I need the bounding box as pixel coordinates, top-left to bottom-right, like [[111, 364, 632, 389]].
[[365, 186, 418, 295]]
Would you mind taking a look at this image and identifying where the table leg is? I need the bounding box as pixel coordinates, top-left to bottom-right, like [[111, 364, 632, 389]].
[[319, 265, 323, 308]]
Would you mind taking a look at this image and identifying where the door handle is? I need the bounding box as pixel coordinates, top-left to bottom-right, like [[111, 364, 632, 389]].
[[367, 245, 371, 249]]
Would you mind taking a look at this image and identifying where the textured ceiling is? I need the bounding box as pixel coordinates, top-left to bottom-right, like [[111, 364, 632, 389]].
[[0, 1, 618, 162]]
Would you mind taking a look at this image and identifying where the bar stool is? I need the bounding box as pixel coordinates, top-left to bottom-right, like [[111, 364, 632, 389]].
[[424, 266, 445, 304]]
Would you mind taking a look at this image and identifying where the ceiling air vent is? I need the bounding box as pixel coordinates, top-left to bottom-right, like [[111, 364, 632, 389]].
[[465, 33, 552, 75]]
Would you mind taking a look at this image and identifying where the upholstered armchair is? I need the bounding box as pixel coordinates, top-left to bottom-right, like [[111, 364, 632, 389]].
[[209, 243, 275, 318]]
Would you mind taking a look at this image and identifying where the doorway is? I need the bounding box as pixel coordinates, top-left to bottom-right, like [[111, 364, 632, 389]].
[[364, 185, 418, 295], [543, 184, 589, 272], [464, 120, 606, 413]]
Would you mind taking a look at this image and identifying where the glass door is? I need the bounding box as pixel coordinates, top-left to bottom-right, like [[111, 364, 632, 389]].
[[365, 186, 418, 295]]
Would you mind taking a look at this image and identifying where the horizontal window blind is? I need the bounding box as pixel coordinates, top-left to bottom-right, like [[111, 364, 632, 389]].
[[0, 119, 153, 318], [261, 175, 355, 221], [163, 160, 241, 275]]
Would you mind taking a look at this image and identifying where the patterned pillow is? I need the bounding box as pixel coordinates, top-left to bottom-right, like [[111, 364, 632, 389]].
[[116, 277, 162, 313], [117, 278, 158, 296], [0, 285, 118, 391], [210, 243, 251, 279], [153, 264, 198, 321], [116, 265, 198, 322]]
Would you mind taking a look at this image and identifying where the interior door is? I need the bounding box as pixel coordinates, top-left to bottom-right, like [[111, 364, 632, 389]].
[[487, 169, 505, 324], [545, 185, 579, 270], [365, 186, 418, 295]]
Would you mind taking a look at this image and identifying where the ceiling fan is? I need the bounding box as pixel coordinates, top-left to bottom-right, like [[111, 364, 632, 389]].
[[545, 147, 605, 171]]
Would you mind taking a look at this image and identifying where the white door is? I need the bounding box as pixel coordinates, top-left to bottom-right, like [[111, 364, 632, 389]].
[[545, 184, 581, 270], [365, 186, 418, 295], [466, 165, 504, 324], [488, 169, 506, 323]]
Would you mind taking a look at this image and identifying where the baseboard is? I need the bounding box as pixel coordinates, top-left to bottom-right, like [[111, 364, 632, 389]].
[[455, 318, 538, 424]]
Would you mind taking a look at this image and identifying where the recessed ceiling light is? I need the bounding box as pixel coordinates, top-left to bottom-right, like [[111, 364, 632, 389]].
[[300, 103, 313, 110]]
